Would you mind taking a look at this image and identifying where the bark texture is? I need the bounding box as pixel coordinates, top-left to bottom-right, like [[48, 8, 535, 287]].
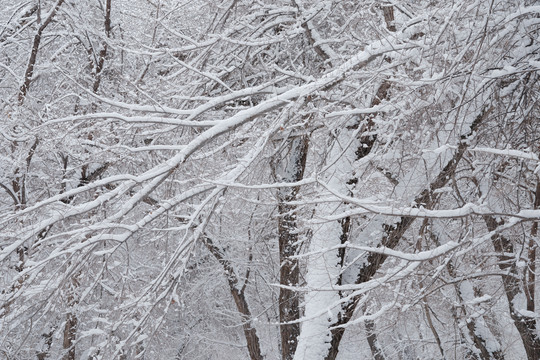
[[18, 0, 65, 105], [203, 236, 264, 360], [274, 136, 309, 360]]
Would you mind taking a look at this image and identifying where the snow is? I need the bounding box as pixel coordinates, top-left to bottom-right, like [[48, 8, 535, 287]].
[[3, 1, 540, 358], [325, 104, 390, 118], [294, 124, 358, 360], [469, 147, 539, 161], [294, 241, 460, 263]]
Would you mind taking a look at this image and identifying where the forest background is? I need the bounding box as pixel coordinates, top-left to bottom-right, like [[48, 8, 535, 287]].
[[1, 0, 539, 359]]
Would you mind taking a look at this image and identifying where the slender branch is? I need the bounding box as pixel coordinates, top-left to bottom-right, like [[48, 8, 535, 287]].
[[0, 182, 19, 206]]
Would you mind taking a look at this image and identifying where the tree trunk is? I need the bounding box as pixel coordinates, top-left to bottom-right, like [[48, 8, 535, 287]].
[[62, 276, 80, 360], [18, 0, 65, 105], [425, 220, 504, 360], [203, 236, 264, 360], [325, 107, 489, 360], [273, 135, 309, 360], [484, 215, 540, 360], [365, 313, 386, 360]]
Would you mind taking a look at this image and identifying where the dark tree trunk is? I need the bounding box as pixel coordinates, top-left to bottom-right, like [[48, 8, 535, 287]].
[[18, 0, 65, 105], [325, 107, 489, 360], [203, 236, 264, 360], [62, 276, 80, 360], [273, 135, 309, 360], [365, 317, 386, 360], [484, 215, 540, 360]]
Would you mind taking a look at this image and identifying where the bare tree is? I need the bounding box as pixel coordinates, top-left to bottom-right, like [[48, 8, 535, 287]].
[[1, 1, 539, 359]]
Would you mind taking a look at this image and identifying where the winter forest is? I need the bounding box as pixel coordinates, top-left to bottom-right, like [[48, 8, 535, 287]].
[[0, 0, 539, 359]]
